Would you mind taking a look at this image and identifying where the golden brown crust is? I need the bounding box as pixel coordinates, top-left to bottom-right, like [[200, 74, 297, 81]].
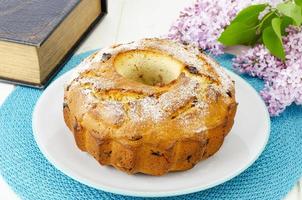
[[63, 38, 237, 176]]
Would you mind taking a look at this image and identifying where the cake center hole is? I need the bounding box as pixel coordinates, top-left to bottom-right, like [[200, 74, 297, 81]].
[[114, 50, 183, 86]]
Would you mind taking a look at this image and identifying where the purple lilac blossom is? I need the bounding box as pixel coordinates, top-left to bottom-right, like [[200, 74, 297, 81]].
[[168, 0, 282, 55], [234, 26, 302, 116], [168, 0, 239, 55], [233, 45, 286, 81]]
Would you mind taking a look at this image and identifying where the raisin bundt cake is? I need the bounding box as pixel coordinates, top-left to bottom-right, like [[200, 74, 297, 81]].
[[63, 38, 237, 176]]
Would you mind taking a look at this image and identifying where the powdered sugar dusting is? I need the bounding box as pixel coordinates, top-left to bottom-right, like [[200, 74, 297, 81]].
[[101, 101, 125, 125], [80, 88, 98, 109], [78, 77, 115, 90], [128, 97, 164, 123], [159, 77, 198, 111], [178, 111, 208, 133], [128, 77, 199, 122]]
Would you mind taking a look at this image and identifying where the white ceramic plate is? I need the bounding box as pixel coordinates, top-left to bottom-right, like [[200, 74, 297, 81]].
[[32, 67, 270, 197]]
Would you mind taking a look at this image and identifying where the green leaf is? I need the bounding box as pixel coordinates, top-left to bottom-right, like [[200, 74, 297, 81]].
[[271, 17, 282, 40], [295, 0, 302, 8], [262, 26, 285, 60], [280, 16, 294, 35], [258, 11, 278, 32], [277, 2, 302, 25], [232, 4, 267, 26], [218, 22, 258, 46]]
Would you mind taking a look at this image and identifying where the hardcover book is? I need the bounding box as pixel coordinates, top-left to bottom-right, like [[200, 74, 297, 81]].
[[0, 0, 107, 88]]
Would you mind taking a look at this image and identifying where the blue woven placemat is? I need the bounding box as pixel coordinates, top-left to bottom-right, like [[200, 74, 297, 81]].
[[0, 51, 301, 200]]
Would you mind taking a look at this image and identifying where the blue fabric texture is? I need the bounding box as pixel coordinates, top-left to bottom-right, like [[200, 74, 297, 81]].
[[0, 51, 301, 200]]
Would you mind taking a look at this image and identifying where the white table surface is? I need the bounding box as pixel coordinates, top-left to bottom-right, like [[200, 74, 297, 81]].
[[0, 0, 301, 199]]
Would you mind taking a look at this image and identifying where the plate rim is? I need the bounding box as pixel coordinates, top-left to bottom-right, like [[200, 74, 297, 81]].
[[32, 67, 271, 198]]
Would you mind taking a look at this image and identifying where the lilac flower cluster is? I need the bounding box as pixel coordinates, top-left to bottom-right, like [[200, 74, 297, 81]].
[[233, 45, 286, 81], [234, 26, 302, 116], [168, 0, 282, 55], [168, 0, 238, 54], [169, 0, 301, 116]]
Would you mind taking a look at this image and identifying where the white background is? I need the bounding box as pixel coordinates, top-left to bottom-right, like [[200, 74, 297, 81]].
[[0, 0, 301, 199]]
